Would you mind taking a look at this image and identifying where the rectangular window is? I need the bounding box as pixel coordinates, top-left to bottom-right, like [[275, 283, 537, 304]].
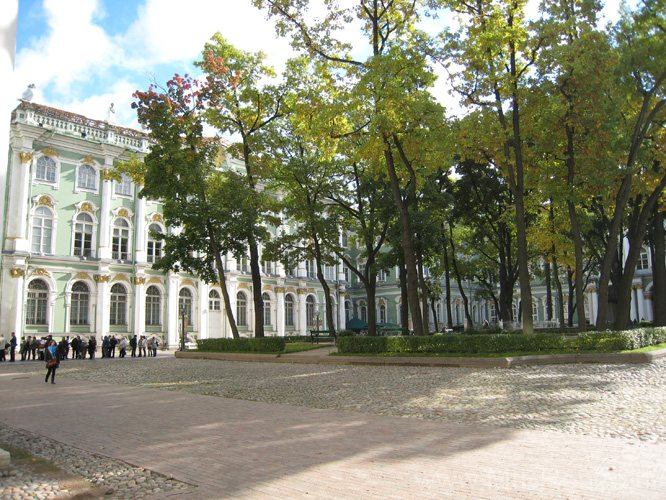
[[147, 240, 162, 263], [115, 174, 132, 196]]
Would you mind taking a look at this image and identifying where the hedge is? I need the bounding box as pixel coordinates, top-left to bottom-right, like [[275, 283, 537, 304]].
[[196, 337, 286, 353], [336, 327, 666, 355]]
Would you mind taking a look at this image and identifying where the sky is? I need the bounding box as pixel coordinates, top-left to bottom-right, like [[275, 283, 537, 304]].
[[14, 0, 626, 133]]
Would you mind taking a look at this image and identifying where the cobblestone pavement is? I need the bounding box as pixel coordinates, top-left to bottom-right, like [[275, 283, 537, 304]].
[[1, 354, 665, 499]]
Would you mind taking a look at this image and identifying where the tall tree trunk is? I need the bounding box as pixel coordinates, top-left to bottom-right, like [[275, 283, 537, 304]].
[[449, 228, 474, 330], [552, 257, 565, 332], [383, 144, 424, 335], [207, 221, 240, 339], [545, 261, 553, 322], [248, 238, 265, 337], [443, 242, 454, 329], [613, 174, 666, 329], [651, 210, 666, 326], [398, 262, 410, 332]]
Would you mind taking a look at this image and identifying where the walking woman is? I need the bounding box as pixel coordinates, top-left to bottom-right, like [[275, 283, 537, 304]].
[[45, 339, 59, 384]]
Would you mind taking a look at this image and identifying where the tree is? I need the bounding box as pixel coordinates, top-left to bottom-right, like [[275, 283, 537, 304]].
[[593, 0, 666, 329], [128, 73, 251, 339], [254, 0, 446, 335], [442, 0, 544, 333], [198, 34, 288, 337]]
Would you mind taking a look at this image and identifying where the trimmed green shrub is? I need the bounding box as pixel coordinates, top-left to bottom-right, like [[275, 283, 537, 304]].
[[337, 336, 387, 353], [196, 337, 286, 353], [567, 327, 666, 352], [338, 333, 566, 354]]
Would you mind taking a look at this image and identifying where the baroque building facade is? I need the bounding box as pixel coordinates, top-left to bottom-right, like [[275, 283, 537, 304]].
[[1, 102, 659, 347]]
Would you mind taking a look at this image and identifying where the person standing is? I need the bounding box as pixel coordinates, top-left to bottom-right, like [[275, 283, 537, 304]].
[[130, 335, 137, 357], [20, 336, 30, 361], [9, 332, 17, 362], [44, 339, 59, 384], [110, 335, 117, 358], [0, 333, 6, 362], [151, 336, 158, 357], [70, 336, 79, 359], [139, 336, 147, 357], [30, 336, 39, 360], [88, 337, 97, 359]]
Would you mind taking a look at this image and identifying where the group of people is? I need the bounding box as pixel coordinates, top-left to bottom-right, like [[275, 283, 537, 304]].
[[0, 333, 163, 384]]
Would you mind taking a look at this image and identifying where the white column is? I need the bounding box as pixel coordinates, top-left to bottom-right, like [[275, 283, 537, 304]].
[[298, 288, 307, 335], [5, 150, 32, 252], [134, 195, 146, 263], [200, 281, 210, 339], [637, 285, 646, 322], [167, 273, 179, 347], [64, 291, 71, 334], [96, 277, 111, 339], [276, 286, 285, 337], [98, 161, 113, 259], [11, 271, 24, 342], [134, 278, 146, 338], [338, 291, 346, 330]]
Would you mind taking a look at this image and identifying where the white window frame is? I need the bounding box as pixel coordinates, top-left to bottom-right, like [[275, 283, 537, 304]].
[[147, 222, 164, 263], [112, 217, 132, 261], [33, 155, 60, 188], [30, 205, 56, 255], [76, 163, 99, 193], [114, 173, 133, 198], [72, 211, 96, 258], [146, 285, 162, 326]]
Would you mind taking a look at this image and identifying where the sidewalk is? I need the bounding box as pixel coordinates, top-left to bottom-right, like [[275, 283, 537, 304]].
[[0, 364, 664, 499]]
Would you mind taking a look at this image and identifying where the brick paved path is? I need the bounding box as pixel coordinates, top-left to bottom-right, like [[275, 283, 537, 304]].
[[1, 369, 664, 499]]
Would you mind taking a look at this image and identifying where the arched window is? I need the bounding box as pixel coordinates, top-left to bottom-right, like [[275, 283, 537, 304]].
[[146, 286, 161, 326], [360, 305, 367, 323], [26, 279, 48, 325], [73, 212, 94, 257], [379, 304, 387, 323], [306, 296, 316, 326], [31, 206, 54, 254], [285, 294, 295, 326], [70, 282, 89, 325], [342, 233, 348, 249], [147, 223, 163, 263], [179, 288, 193, 321], [115, 173, 132, 196], [112, 218, 130, 260], [110, 284, 127, 325], [262, 292, 272, 326], [532, 299, 539, 322], [78, 164, 97, 190], [36, 156, 56, 182], [209, 289, 221, 311], [237, 291, 247, 326], [345, 301, 352, 322]]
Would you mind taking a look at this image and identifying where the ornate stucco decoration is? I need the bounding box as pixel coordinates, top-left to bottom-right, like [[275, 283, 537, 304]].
[[112, 274, 130, 283], [286, 286, 296, 294], [117, 208, 130, 218], [134, 277, 146, 285], [10, 269, 25, 278], [95, 275, 110, 283], [262, 284, 273, 291], [181, 278, 196, 288], [237, 283, 250, 291], [73, 272, 92, 281], [37, 195, 53, 207], [151, 213, 163, 223], [147, 276, 162, 285], [82, 155, 95, 164], [19, 152, 34, 163], [275, 287, 285, 293], [307, 288, 315, 294], [32, 268, 51, 277], [79, 201, 94, 213], [41, 147, 58, 157], [297, 288, 307, 295]]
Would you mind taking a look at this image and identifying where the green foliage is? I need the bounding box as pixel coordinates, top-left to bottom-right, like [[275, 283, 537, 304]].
[[336, 336, 388, 354], [196, 337, 286, 353], [336, 327, 666, 354]]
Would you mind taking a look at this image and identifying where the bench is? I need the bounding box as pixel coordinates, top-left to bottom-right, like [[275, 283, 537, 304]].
[[309, 330, 337, 344]]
